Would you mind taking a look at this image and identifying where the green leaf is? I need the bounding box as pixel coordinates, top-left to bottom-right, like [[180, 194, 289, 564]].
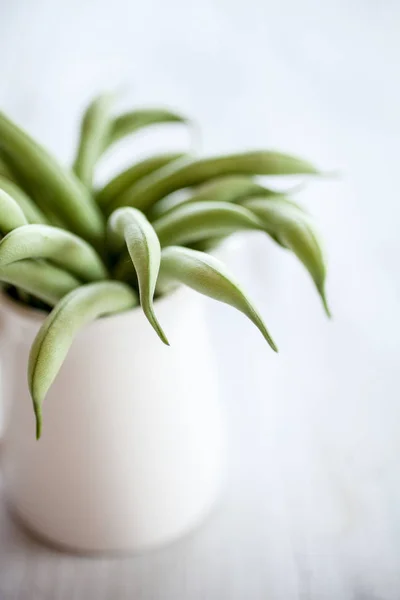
[[37, 207, 67, 228], [188, 195, 308, 252], [0, 111, 105, 246], [189, 176, 280, 202], [159, 246, 277, 351], [244, 197, 330, 315], [106, 108, 190, 149], [28, 281, 138, 439], [0, 225, 108, 282], [97, 152, 185, 209], [0, 260, 80, 306], [0, 175, 49, 224], [114, 150, 320, 212], [108, 207, 168, 344], [153, 201, 263, 247], [0, 152, 15, 180], [189, 236, 226, 253], [148, 175, 282, 220], [0, 154, 62, 225], [0, 188, 28, 233], [73, 93, 115, 188]]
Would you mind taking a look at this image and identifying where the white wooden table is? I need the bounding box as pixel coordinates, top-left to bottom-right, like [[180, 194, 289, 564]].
[[1, 1, 400, 598]]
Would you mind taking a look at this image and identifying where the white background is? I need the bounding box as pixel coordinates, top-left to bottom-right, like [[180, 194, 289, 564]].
[[0, 1, 400, 598]]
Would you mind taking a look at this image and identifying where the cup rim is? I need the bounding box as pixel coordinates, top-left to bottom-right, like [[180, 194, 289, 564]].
[[0, 284, 186, 328]]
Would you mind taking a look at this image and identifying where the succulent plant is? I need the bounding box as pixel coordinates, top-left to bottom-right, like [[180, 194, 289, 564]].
[[0, 94, 330, 439]]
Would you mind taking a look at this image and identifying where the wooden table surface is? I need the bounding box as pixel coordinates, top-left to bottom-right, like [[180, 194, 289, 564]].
[[1, 1, 400, 598]]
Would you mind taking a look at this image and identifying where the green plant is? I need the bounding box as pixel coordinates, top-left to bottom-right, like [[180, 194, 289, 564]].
[[0, 94, 330, 439]]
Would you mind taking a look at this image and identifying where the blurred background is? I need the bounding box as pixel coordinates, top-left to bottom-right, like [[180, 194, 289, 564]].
[[0, 1, 399, 599]]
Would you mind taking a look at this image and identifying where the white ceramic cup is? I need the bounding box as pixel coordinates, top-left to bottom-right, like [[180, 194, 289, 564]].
[[0, 287, 225, 553]]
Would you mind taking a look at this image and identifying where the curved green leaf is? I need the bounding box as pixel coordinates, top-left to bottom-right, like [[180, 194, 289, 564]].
[[38, 207, 67, 228], [149, 175, 290, 220], [188, 195, 308, 252], [106, 108, 190, 149], [112, 253, 139, 285], [108, 207, 168, 344], [0, 155, 65, 226], [28, 281, 138, 439], [237, 193, 308, 214], [153, 201, 263, 247], [97, 152, 185, 209], [73, 93, 115, 187], [0, 260, 80, 306], [159, 246, 277, 351], [189, 176, 275, 202], [0, 153, 15, 180], [189, 236, 226, 253], [0, 225, 108, 282], [244, 197, 330, 315], [105, 155, 191, 217], [114, 151, 320, 212], [0, 111, 105, 246], [0, 175, 48, 224], [0, 188, 28, 233]]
